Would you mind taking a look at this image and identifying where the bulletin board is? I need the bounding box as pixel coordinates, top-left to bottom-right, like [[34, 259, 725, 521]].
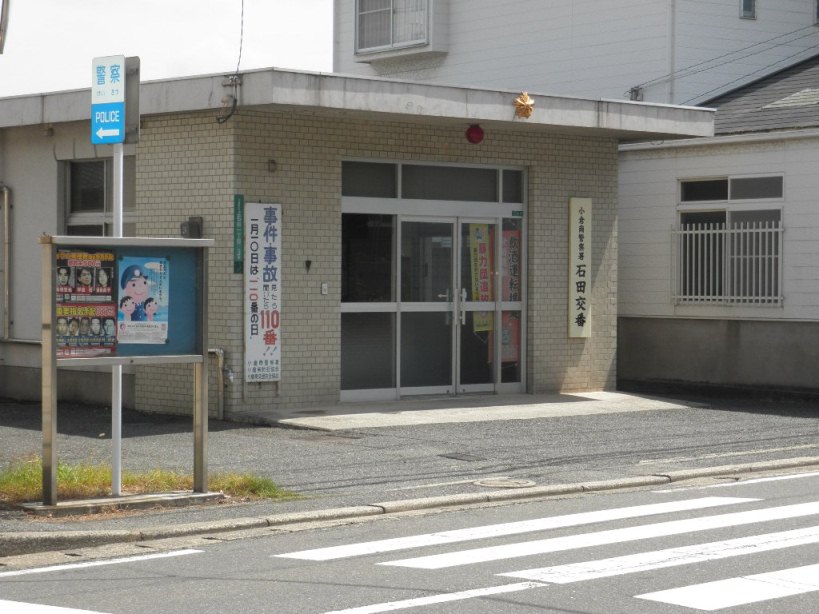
[[45, 237, 213, 365]]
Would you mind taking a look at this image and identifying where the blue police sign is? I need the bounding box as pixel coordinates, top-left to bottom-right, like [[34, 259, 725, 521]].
[[91, 56, 126, 145]]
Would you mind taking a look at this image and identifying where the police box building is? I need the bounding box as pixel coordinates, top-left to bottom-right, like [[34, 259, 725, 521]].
[[0, 68, 713, 420]]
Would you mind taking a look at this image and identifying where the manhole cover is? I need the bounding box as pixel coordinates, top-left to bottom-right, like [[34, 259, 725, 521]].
[[474, 477, 537, 489]]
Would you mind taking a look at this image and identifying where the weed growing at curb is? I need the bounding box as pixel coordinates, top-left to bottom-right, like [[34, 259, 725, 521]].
[[0, 456, 298, 504]]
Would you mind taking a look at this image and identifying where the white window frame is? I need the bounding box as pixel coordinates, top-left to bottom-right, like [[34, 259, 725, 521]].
[[679, 175, 784, 204], [740, 0, 756, 19], [674, 174, 785, 306], [355, 0, 429, 54], [65, 158, 137, 237]]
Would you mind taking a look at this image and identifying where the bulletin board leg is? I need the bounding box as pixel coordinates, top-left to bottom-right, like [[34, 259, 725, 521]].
[[41, 238, 58, 505], [42, 353, 58, 505], [193, 361, 208, 493]]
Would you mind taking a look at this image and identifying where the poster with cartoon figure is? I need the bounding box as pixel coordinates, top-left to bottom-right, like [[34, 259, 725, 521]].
[[117, 256, 170, 344]]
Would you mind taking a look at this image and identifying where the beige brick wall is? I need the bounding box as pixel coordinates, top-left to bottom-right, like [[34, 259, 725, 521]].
[[134, 108, 618, 418], [134, 112, 237, 415]]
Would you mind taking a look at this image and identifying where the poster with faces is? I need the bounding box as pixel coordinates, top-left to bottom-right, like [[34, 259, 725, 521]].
[[55, 250, 117, 357]]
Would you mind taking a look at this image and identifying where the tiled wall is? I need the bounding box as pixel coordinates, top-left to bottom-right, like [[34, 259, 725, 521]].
[[135, 108, 618, 419]]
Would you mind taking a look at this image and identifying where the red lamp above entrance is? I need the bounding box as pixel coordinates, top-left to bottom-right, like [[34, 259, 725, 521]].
[[465, 124, 484, 144]]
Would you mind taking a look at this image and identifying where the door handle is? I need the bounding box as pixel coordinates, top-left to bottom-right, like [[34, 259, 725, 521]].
[[459, 288, 467, 325]]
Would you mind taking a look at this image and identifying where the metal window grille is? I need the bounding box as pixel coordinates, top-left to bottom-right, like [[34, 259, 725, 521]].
[[673, 220, 783, 305]]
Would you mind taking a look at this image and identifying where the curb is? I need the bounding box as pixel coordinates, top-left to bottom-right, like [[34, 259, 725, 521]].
[[2, 457, 818, 558]]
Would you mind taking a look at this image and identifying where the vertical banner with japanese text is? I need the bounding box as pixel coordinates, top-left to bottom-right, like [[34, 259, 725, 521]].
[[245, 203, 282, 382], [568, 198, 592, 338], [233, 194, 244, 274], [469, 223, 493, 333]]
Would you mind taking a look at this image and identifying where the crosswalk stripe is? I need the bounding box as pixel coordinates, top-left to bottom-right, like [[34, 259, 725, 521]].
[[500, 525, 819, 583], [0, 600, 108, 613], [321, 582, 547, 614], [636, 562, 819, 611], [0, 549, 203, 578], [381, 500, 819, 569], [274, 497, 756, 561], [653, 470, 819, 493]]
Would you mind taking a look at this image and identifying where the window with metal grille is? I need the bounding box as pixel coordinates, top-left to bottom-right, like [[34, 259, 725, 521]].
[[673, 210, 783, 305], [356, 0, 428, 53]]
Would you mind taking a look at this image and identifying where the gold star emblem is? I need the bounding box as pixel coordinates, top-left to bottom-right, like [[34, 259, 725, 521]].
[[514, 92, 535, 119]]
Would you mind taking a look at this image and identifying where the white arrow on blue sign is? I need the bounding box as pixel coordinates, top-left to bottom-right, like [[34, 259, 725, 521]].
[[91, 56, 126, 145]]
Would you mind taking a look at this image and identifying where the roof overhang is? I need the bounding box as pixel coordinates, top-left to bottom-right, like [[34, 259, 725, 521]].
[[620, 126, 819, 152], [0, 67, 715, 141]]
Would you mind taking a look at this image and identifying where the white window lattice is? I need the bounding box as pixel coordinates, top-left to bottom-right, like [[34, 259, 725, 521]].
[[673, 220, 783, 305]]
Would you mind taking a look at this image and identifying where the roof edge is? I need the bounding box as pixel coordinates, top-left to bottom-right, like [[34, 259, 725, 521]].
[[0, 67, 714, 140]]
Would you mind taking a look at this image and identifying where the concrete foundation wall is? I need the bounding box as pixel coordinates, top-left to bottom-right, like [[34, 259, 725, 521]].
[[618, 317, 819, 392]]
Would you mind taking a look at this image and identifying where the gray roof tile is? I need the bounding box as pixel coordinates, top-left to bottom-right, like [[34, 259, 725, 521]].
[[704, 54, 819, 135]]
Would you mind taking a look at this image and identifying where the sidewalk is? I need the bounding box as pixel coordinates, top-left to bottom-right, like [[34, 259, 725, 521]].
[[2, 392, 818, 558]]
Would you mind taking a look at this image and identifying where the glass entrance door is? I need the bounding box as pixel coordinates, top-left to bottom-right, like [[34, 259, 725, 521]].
[[399, 219, 455, 393], [398, 217, 524, 396], [457, 220, 497, 392], [340, 212, 524, 400]]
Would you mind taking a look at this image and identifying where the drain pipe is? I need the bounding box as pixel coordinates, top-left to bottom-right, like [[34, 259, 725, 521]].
[[208, 347, 228, 420], [1, 184, 10, 340]]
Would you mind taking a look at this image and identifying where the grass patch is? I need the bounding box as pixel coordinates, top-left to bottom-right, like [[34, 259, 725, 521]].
[[0, 456, 298, 504]]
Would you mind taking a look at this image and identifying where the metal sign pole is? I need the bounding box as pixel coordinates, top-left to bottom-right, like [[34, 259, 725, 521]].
[[112, 142, 124, 496]]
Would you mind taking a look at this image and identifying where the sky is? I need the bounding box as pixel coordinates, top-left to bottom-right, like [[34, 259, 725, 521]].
[[0, 0, 334, 98]]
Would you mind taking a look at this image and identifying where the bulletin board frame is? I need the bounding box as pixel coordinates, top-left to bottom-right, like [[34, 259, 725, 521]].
[[40, 235, 214, 505]]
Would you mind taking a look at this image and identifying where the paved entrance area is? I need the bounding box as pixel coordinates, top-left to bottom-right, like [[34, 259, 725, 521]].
[[276, 392, 698, 430]]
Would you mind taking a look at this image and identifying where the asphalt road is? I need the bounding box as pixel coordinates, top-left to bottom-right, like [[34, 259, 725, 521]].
[[1, 469, 818, 613], [1, 393, 818, 534]]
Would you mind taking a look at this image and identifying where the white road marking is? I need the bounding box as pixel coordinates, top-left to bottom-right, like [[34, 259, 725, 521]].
[[0, 549, 203, 578], [274, 497, 756, 561], [322, 582, 547, 614], [636, 562, 819, 610], [382, 501, 819, 569], [637, 444, 819, 465], [653, 470, 819, 493], [501, 525, 819, 583], [0, 600, 108, 613]]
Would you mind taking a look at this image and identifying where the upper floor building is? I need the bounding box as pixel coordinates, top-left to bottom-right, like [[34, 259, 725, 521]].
[[334, 0, 819, 104]]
